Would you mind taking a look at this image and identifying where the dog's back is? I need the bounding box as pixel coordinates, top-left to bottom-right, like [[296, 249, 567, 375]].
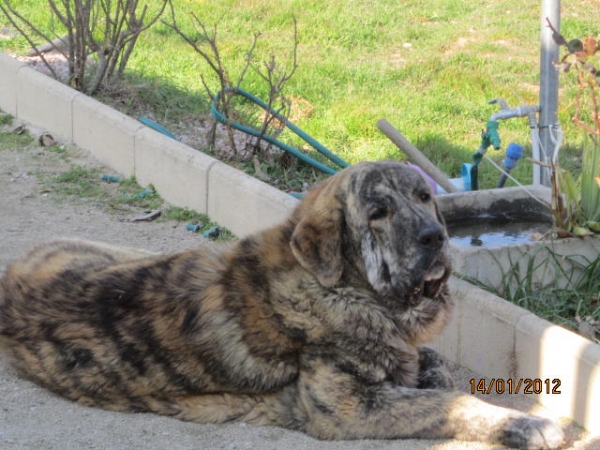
[[0, 238, 302, 413]]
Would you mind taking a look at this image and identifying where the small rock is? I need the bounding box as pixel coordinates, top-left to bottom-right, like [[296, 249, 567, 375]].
[[39, 133, 56, 147]]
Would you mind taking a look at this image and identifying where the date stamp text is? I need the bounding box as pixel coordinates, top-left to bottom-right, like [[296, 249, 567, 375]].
[[469, 378, 562, 395]]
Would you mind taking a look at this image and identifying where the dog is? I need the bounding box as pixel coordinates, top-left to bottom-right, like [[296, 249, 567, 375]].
[[0, 161, 563, 449]]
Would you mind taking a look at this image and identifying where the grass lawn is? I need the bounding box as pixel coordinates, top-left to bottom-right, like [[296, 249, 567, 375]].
[[0, 0, 598, 188]]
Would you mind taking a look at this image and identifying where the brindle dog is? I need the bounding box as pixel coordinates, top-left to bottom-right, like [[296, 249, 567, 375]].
[[0, 161, 563, 449]]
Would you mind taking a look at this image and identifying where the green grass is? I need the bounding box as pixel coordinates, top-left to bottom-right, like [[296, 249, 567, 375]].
[[473, 247, 600, 344], [0, 112, 13, 126], [47, 166, 163, 210], [1, 0, 599, 189], [44, 165, 234, 240], [162, 206, 236, 240], [0, 127, 33, 151]]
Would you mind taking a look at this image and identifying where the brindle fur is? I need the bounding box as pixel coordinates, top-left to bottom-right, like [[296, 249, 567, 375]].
[[0, 161, 563, 449]]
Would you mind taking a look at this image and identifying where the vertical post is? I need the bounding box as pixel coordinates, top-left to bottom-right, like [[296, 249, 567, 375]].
[[537, 0, 561, 186]]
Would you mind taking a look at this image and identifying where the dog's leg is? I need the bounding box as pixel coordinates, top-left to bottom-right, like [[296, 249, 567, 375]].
[[417, 346, 454, 390], [153, 364, 563, 449], [292, 358, 564, 449], [142, 387, 306, 431], [155, 360, 564, 449]]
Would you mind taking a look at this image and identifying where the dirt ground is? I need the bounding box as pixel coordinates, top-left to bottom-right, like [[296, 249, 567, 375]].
[[0, 124, 598, 450]]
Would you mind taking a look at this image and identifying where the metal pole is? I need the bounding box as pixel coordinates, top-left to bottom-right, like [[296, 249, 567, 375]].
[[537, 0, 560, 186]]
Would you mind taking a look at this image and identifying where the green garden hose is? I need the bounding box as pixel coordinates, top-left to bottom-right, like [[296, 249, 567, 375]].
[[211, 87, 350, 175]]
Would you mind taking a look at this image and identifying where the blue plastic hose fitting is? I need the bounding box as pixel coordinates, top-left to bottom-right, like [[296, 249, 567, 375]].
[[503, 142, 524, 170]]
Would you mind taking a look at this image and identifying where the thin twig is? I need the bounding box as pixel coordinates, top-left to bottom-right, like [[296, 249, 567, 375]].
[[0, 1, 60, 80]]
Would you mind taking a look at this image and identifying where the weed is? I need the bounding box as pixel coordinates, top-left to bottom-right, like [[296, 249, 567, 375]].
[[114, 178, 163, 210], [43, 165, 234, 240], [0, 130, 33, 151], [0, 112, 13, 125], [473, 245, 600, 344], [48, 166, 107, 200]]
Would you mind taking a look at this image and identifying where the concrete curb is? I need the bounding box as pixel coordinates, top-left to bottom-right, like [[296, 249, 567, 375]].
[[0, 51, 598, 434]]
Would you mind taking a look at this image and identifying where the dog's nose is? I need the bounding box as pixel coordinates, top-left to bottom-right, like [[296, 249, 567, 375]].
[[418, 223, 446, 250]]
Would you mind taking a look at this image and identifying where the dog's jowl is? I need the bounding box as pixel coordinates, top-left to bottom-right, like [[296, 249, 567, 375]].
[[0, 161, 563, 449]]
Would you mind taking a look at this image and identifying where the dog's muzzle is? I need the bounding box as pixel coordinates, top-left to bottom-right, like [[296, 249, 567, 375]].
[[407, 252, 451, 306]]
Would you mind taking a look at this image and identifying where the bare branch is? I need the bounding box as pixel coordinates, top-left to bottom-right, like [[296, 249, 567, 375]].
[[2, 0, 167, 94], [248, 16, 299, 154], [0, 1, 61, 79]]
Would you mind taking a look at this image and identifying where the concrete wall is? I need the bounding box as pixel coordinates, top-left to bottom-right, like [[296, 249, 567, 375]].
[[1, 51, 598, 434]]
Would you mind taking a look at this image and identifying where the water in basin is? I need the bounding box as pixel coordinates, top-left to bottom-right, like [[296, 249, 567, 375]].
[[447, 215, 551, 247]]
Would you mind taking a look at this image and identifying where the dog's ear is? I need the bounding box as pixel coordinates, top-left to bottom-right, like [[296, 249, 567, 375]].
[[290, 181, 344, 287]]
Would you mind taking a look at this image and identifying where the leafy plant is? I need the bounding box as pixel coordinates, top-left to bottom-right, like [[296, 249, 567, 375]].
[[550, 23, 600, 235]]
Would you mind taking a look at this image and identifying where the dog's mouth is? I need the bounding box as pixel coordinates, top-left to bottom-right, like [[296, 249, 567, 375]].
[[407, 261, 450, 306]]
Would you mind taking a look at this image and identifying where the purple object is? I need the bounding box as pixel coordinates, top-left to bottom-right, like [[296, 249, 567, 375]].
[[405, 162, 438, 194]]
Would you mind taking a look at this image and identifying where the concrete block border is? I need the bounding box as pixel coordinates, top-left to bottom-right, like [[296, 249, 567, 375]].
[[0, 51, 598, 434]]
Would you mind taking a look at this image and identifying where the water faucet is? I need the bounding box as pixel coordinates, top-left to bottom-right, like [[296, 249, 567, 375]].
[[489, 98, 541, 122], [469, 98, 542, 190]]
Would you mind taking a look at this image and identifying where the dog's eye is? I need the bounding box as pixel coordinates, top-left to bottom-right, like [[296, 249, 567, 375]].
[[368, 206, 388, 221], [419, 192, 431, 202]]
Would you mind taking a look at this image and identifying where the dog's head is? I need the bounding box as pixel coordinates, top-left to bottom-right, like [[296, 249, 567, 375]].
[[290, 160, 451, 311]]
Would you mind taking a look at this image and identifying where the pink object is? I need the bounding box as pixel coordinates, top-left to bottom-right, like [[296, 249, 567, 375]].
[[405, 162, 438, 194]]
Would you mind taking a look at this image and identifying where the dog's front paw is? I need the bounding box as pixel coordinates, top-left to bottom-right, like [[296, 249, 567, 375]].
[[417, 347, 454, 390], [499, 415, 564, 450]]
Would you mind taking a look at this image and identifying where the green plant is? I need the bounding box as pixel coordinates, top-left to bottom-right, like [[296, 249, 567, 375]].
[[470, 245, 600, 344], [49, 165, 106, 199], [550, 26, 600, 235], [161, 206, 235, 240], [0, 112, 13, 125], [0, 128, 33, 150]]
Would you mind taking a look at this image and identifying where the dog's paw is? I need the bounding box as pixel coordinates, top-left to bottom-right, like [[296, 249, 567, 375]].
[[417, 347, 454, 390], [500, 415, 564, 450]]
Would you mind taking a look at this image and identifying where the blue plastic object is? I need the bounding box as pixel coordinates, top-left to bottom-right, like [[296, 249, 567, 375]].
[[134, 188, 154, 199], [101, 174, 120, 183], [503, 142, 524, 170], [461, 163, 473, 191], [203, 226, 221, 240]]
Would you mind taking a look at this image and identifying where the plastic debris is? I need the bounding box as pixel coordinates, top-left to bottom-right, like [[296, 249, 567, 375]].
[[186, 223, 201, 232], [203, 226, 221, 240], [134, 187, 154, 198], [101, 174, 120, 183]]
